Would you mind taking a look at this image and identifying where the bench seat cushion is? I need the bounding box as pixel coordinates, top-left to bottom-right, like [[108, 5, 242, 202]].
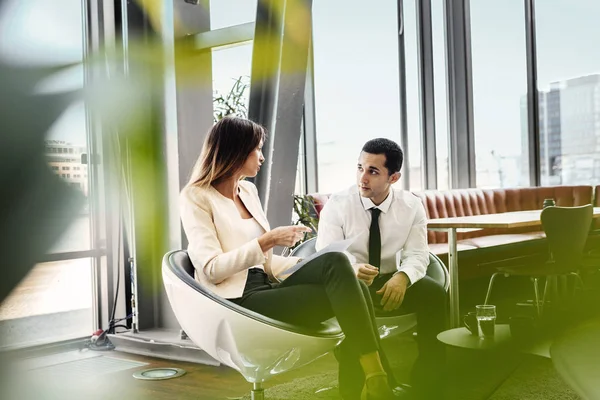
[[428, 232, 546, 256], [463, 232, 545, 249], [428, 242, 477, 256]]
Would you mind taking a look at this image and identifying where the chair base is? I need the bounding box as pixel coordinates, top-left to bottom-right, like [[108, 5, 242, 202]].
[[251, 382, 265, 400]]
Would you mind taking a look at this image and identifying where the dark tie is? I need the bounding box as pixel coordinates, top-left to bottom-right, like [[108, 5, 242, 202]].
[[369, 208, 382, 270]]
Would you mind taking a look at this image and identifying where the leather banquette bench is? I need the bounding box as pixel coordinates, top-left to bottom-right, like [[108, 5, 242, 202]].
[[309, 185, 598, 280]]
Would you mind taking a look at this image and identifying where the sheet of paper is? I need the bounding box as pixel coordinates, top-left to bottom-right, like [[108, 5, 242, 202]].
[[282, 235, 359, 275]]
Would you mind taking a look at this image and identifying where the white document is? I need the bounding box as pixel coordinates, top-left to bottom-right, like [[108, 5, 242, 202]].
[[282, 235, 360, 276]]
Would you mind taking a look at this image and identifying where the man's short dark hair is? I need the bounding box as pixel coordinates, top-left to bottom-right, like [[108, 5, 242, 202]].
[[361, 138, 404, 174]]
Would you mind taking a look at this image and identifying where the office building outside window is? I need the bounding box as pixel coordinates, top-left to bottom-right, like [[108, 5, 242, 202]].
[[534, 0, 600, 185]]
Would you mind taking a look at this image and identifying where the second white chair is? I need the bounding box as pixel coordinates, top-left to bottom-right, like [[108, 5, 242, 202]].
[[290, 237, 449, 339]]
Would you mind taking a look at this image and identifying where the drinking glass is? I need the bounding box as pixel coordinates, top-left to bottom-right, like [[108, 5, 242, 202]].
[[542, 198, 556, 208], [475, 304, 496, 338]]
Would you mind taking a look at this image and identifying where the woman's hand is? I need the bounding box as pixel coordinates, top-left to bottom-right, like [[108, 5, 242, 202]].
[[258, 225, 312, 251]]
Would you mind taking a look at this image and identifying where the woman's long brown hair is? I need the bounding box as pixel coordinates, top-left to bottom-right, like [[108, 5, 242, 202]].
[[187, 117, 266, 188]]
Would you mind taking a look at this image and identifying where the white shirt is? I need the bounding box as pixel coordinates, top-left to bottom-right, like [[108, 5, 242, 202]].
[[315, 185, 429, 284], [239, 217, 266, 271]]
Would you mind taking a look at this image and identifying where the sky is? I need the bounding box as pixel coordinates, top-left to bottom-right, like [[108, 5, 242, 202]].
[[1, 0, 598, 187]]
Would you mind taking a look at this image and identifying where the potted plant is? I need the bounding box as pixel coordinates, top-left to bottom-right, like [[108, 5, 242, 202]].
[[282, 194, 319, 255], [213, 76, 250, 122]]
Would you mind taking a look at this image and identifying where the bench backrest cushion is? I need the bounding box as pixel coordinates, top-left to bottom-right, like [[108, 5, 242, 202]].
[[414, 186, 593, 243]]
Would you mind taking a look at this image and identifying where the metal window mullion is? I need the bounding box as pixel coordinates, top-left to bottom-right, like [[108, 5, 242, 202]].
[[303, 33, 318, 194], [525, 0, 541, 187], [38, 249, 107, 264], [120, 0, 162, 332], [397, 0, 410, 190], [444, 0, 475, 189], [463, 0, 476, 188], [416, 0, 438, 189], [83, 0, 113, 333]]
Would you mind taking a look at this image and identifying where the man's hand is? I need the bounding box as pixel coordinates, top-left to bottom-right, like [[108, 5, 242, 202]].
[[376, 272, 410, 311], [355, 264, 379, 286]]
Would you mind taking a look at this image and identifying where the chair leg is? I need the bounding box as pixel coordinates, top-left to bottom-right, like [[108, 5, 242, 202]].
[[484, 273, 503, 305], [570, 272, 585, 292], [251, 382, 265, 400], [565, 272, 586, 310], [552, 276, 559, 304], [542, 277, 551, 310], [559, 276, 568, 301], [532, 277, 541, 317]]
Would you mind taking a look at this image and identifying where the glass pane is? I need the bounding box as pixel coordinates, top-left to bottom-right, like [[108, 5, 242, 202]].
[[432, 0, 449, 190], [212, 43, 253, 121], [45, 102, 91, 253], [0, 0, 92, 253], [403, 0, 423, 191], [0, 259, 94, 349], [210, 0, 257, 30], [535, 0, 600, 186], [313, 0, 401, 193], [470, 1, 528, 188]]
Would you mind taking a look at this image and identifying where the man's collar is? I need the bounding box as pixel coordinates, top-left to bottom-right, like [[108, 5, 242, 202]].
[[360, 188, 394, 213]]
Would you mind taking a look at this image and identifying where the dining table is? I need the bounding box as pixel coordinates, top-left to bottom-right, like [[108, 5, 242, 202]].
[[427, 207, 600, 328]]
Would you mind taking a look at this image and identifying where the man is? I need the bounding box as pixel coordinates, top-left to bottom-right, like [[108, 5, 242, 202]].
[[316, 138, 447, 399]]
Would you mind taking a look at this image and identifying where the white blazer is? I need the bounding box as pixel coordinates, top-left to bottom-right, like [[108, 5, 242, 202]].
[[179, 180, 299, 299]]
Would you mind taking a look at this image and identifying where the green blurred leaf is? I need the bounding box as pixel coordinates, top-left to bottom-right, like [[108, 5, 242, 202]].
[[0, 62, 85, 302]]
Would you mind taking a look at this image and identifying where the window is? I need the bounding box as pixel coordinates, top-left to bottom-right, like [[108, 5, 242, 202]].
[[535, 0, 600, 185], [313, 0, 401, 193], [0, 0, 95, 346], [212, 42, 252, 121], [470, 1, 528, 188]]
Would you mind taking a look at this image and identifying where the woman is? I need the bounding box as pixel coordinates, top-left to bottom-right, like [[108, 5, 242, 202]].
[[180, 117, 394, 400]]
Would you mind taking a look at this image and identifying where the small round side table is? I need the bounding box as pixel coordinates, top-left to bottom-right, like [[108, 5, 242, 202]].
[[437, 325, 512, 350]]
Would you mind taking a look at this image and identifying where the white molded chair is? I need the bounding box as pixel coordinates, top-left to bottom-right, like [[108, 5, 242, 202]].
[[162, 250, 344, 399], [290, 238, 450, 339]]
